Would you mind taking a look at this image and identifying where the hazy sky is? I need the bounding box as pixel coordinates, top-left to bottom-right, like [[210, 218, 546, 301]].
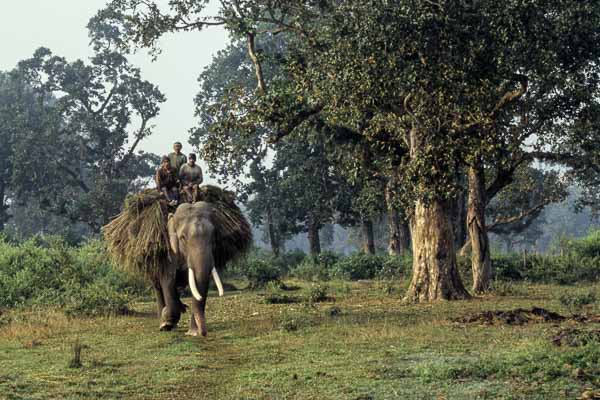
[[0, 0, 229, 169]]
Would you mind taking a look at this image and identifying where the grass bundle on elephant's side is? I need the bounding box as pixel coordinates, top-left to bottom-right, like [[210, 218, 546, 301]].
[[197, 185, 253, 267], [102, 189, 171, 279]]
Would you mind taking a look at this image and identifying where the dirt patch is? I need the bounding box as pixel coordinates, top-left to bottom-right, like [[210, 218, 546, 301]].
[[455, 307, 567, 325], [455, 307, 600, 326], [551, 328, 600, 347]]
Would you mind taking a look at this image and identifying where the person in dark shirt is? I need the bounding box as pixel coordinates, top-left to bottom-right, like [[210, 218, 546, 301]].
[[155, 155, 179, 206]]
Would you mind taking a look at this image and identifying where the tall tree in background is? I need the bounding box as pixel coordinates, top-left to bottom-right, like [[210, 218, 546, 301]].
[[9, 47, 164, 232]]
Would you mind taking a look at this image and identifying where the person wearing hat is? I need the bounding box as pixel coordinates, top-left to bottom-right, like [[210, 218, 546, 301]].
[[168, 142, 187, 176], [179, 153, 203, 203], [156, 155, 180, 206]]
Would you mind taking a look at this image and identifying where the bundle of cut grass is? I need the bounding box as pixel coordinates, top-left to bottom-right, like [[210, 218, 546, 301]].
[[103, 189, 170, 279], [197, 185, 253, 266], [103, 186, 252, 279]]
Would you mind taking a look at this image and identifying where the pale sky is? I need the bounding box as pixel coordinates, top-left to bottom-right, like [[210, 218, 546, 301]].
[[0, 0, 229, 178]]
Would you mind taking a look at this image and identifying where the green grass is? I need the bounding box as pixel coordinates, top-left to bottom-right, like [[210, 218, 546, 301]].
[[1, 281, 599, 399]]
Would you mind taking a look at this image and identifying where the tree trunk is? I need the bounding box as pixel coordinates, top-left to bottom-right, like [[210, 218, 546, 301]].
[[265, 205, 280, 257], [404, 199, 471, 302], [361, 218, 376, 255], [467, 159, 493, 293], [385, 182, 410, 256], [0, 181, 8, 232], [307, 217, 321, 256], [452, 186, 468, 250]]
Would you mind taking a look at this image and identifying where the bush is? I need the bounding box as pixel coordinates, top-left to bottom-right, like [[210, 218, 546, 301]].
[[237, 257, 281, 288], [0, 237, 144, 314], [559, 291, 597, 313], [290, 258, 329, 281], [329, 253, 382, 280], [566, 230, 600, 258], [306, 284, 329, 303]]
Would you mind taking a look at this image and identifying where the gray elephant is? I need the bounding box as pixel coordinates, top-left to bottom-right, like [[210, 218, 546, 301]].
[[103, 186, 252, 337]]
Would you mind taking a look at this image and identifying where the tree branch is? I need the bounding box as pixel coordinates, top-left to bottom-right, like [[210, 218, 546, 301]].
[[118, 117, 149, 169], [247, 32, 267, 95], [488, 201, 549, 233], [490, 74, 528, 118]]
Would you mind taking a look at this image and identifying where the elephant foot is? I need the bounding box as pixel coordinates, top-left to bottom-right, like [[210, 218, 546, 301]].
[[185, 329, 200, 336], [185, 327, 207, 337], [159, 322, 175, 331], [160, 307, 181, 331]]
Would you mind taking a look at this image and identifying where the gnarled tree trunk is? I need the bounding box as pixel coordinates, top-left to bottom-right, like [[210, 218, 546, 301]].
[[404, 199, 470, 302], [361, 218, 376, 255], [467, 159, 492, 293]]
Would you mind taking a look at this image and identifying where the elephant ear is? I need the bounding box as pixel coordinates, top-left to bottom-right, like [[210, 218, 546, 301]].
[[167, 213, 179, 256]]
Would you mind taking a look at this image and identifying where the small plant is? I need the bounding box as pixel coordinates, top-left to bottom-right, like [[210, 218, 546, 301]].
[[279, 314, 299, 332], [263, 293, 300, 304], [306, 284, 329, 303], [375, 280, 397, 296], [68, 340, 87, 368], [559, 291, 597, 314], [489, 280, 528, 297]]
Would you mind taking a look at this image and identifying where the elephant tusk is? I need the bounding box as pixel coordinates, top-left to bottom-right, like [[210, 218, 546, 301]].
[[188, 269, 202, 301], [212, 268, 224, 297]]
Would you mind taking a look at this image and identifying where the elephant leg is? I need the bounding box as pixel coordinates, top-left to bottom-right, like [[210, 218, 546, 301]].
[[153, 279, 166, 319], [159, 273, 182, 331]]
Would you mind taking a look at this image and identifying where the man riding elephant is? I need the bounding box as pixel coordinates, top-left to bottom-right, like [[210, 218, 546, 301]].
[[155, 155, 180, 206], [179, 153, 203, 203], [168, 141, 187, 176]]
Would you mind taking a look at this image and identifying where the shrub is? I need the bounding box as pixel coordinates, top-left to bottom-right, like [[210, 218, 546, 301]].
[[278, 250, 307, 271], [330, 253, 386, 280], [290, 258, 330, 281], [559, 291, 597, 313], [566, 230, 600, 258], [0, 237, 143, 314], [306, 284, 329, 303], [64, 280, 131, 317], [238, 257, 281, 288]]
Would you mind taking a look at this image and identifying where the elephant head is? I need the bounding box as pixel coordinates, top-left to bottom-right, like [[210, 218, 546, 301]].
[[167, 202, 224, 336]]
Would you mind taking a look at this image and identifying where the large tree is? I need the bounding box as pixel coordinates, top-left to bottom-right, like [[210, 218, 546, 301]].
[[10, 47, 164, 231]]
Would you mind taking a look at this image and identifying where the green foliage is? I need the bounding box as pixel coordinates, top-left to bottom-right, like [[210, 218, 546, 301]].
[[5, 46, 164, 233], [559, 291, 597, 313], [0, 237, 144, 313], [330, 254, 408, 281], [566, 230, 600, 258], [489, 281, 529, 297], [290, 258, 330, 281], [305, 284, 329, 304], [234, 256, 281, 289]]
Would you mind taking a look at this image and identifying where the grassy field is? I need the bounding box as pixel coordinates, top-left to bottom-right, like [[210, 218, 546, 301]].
[[1, 280, 598, 400]]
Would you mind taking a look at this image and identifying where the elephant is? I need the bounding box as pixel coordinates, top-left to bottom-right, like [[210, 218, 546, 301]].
[[103, 185, 251, 337], [154, 202, 233, 336]]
